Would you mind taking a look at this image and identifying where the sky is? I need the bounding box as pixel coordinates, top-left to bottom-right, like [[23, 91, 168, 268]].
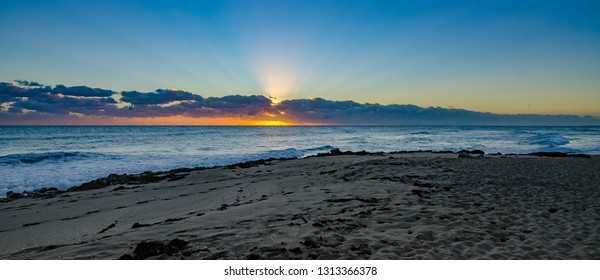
[[1, 0, 599, 125]]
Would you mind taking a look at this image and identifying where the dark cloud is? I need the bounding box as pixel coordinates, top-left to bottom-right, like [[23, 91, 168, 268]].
[[118, 94, 273, 118], [198, 95, 273, 116], [121, 89, 201, 105], [10, 92, 118, 115], [277, 98, 472, 124], [1, 82, 39, 97], [1, 82, 50, 103], [1, 82, 114, 98], [1, 82, 118, 116], [1, 81, 599, 125], [53, 84, 114, 97], [14, 80, 44, 87], [278, 98, 600, 125]]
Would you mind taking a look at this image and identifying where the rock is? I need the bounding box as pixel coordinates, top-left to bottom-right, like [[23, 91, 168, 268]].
[[528, 152, 591, 158], [121, 238, 189, 260], [168, 238, 189, 250], [301, 237, 319, 248], [118, 254, 134, 260], [288, 247, 302, 255], [5, 191, 24, 200], [131, 241, 167, 259], [458, 152, 474, 158], [313, 149, 384, 157], [247, 253, 261, 260], [458, 150, 485, 158]]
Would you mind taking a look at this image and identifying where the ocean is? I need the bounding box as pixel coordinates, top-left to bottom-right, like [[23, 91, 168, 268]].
[[1, 125, 599, 196]]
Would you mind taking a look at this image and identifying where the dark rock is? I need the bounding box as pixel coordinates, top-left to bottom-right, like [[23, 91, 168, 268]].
[[122, 238, 189, 260], [5, 191, 24, 200], [227, 157, 294, 169], [247, 253, 261, 260], [69, 169, 201, 192], [458, 150, 486, 158], [119, 254, 134, 260], [458, 150, 485, 155], [528, 152, 591, 158], [548, 208, 559, 213], [313, 149, 384, 157], [301, 237, 319, 248], [168, 238, 189, 250], [132, 241, 167, 259], [390, 150, 454, 154], [289, 247, 302, 255], [458, 152, 475, 158]]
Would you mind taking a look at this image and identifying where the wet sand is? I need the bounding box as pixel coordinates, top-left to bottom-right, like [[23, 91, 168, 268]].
[[1, 152, 599, 259]]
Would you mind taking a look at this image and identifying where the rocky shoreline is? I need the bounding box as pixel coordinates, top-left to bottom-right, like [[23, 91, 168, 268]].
[[1, 149, 592, 203]]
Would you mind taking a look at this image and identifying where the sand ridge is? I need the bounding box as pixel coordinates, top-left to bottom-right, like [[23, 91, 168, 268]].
[[1, 153, 599, 259]]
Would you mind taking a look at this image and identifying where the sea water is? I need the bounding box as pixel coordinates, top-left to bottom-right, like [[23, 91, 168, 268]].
[[1, 126, 599, 196]]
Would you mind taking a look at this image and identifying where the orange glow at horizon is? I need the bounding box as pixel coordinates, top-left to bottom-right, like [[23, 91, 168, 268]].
[[9, 114, 330, 126], [114, 116, 295, 126]]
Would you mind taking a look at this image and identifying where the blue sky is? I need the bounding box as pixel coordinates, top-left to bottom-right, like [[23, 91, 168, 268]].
[[1, 0, 599, 124]]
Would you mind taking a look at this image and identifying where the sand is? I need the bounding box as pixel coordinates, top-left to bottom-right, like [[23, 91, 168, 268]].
[[1, 152, 599, 259]]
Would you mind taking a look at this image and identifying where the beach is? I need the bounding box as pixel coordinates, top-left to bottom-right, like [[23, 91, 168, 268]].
[[1, 151, 599, 259]]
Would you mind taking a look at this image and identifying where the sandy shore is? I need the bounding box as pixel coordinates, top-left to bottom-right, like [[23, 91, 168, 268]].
[[1, 152, 599, 259]]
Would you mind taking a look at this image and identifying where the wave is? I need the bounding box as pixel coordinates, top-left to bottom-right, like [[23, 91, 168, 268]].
[[515, 132, 584, 153], [302, 145, 336, 152], [0, 147, 312, 196], [298, 145, 337, 157], [527, 132, 570, 146], [404, 136, 433, 144], [0, 152, 106, 166], [250, 148, 304, 160]]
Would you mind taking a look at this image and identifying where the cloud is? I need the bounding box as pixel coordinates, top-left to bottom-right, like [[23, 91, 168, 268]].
[[118, 94, 274, 118], [1, 82, 118, 115], [14, 80, 44, 87], [10, 92, 118, 115], [1, 82, 114, 98], [277, 98, 487, 124], [278, 98, 599, 125], [1, 81, 599, 125], [198, 95, 273, 116], [121, 89, 201, 105], [53, 84, 114, 97]]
